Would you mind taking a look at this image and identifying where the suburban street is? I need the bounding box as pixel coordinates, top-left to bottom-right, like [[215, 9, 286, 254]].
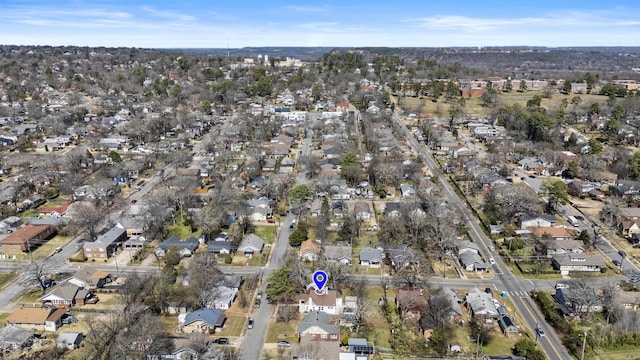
[[391, 112, 572, 359], [239, 123, 314, 358], [0, 109, 616, 359]]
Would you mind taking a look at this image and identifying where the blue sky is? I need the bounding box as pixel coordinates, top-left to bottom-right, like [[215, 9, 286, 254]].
[[1, 1, 639, 48]]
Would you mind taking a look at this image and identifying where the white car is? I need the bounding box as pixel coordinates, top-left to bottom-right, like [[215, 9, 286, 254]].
[[489, 246, 495, 252], [489, 258, 496, 265]]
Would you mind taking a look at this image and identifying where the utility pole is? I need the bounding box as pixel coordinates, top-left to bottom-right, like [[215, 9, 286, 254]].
[[581, 329, 588, 360]]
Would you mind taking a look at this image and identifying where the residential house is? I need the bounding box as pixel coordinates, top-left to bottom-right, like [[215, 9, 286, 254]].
[[246, 197, 273, 221], [68, 267, 111, 289], [518, 212, 556, 230], [399, 183, 416, 198], [488, 224, 505, 235], [207, 286, 238, 310], [465, 288, 499, 322], [5, 307, 66, 331], [206, 241, 234, 255], [323, 244, 352, 266], [386, 244, 418, 271], [613, 179, 640, 198], [237, 234, 264, 257], [552, 254, 605, 275], [588, 188, 605, 200], [179, 309, 227, 334], [299, 290, 343, 315], [37, 203, 71, 217], [299, 239, 321, 261], [457, 241, 488, 272], [567, 180, 595, 197], [498, 315, 519, 335], [83, 226, 127, 260], [279, 156, 296, 173], [297, 311, 340, 341], [0, 325, 35, 352], [147, 348, 199, 360], [384, 202, 401, 218], [0, 224, 57, 254], [353, 201, 371, 220], [331, 201, 346, 218], [543, 239, 585, 256], [39, 281, 96, 307], [529, 226, 575, 241], [166, 302, 190, 315], [620, 219, 640, 238], [57, 332, 84, 350], [396, 289, 427, 320], [155, 236, 200, 257], [359, 247, 383, 267], [618, 291, 640, 312], [440, 288, 464, 323], [554, 288, 603, 316]]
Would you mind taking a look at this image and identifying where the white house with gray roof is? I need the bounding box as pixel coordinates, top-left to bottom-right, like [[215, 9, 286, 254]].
[[359, 247, 383, 267], [238, 234, 264, 256]]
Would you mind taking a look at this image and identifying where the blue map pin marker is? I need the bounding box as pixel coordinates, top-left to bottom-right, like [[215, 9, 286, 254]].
[[313, 270, 328, 292]]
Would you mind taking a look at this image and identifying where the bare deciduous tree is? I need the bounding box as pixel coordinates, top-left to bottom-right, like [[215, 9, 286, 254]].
[[22, 255, 54, 292], [188, 253, 224, 309], [277, 305, 299, 325], [68, 201, 104, 241]]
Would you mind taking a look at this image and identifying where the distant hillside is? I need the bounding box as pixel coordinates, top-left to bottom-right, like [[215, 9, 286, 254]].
[[173, 47, 352, 61]]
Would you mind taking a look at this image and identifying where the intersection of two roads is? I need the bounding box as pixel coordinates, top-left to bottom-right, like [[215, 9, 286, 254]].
[[1, 110, 631, 359]]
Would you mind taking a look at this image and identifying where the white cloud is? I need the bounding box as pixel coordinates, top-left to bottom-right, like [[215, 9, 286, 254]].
[[284, 5, 329, 13], [139, 6, 196, 21]]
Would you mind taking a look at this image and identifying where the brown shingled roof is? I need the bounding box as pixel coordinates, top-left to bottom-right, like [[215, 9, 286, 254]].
[[0, 224, 54, 245], [6, 307, 54, 325], [299, 290, 341, 307]]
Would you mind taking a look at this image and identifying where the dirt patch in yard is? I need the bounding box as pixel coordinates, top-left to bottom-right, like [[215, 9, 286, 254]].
[[570, 197, 604, 220]]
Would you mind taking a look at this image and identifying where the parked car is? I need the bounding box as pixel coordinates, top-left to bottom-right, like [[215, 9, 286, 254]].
[[43, 278, 54, 288], [254, 299, 261, 308], [613, 260, 622, 266], [277, 341, 291, 347], [555, 283, 569, 289], [248, 318, 254, 329], [214, 338, 230, 345]]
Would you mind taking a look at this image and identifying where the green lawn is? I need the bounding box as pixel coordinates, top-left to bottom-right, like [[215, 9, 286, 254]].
[[266, 320, 298, 343], [248, 247, 270, 266], [218, 315, 246, 337], [31, 235, 71, 258], [0, 312, 10, 327], [252, 225, 276, 243], [594, 348, 640, 360], [481, 330, 521, 357], [17, 286, 45, 303], [166, 224, 200, 239]]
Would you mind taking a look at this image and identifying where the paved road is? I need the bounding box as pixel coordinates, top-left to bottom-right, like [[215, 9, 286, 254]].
[[240, 125, 315, 359], [514, 170, 640, 279], [391, 112, 572, 359]]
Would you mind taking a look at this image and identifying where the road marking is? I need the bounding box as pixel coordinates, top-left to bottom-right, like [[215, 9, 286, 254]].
[[516, 297, 566, 360]]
